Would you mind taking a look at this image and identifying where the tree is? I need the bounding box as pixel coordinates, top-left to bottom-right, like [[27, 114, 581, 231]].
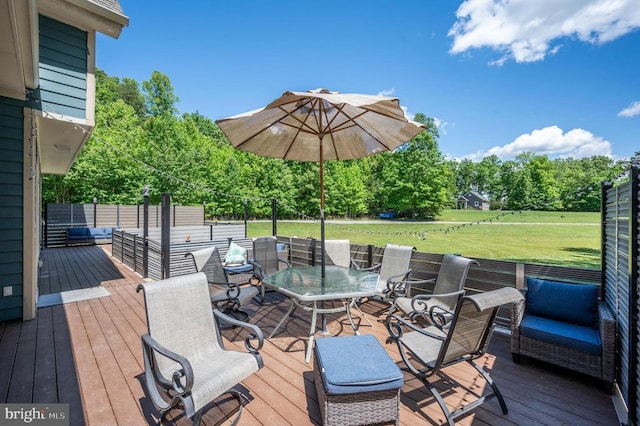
[[376, 115, 451, 218], [118, 77, 145, 119], [142, 71, 179, 117]]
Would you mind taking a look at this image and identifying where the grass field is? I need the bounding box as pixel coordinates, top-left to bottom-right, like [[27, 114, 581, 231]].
[[245, 210, 601, 269]]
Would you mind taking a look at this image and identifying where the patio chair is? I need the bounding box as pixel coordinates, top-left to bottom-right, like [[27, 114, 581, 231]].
[[137, 273, 264, 425], [511, 278, 615, 391], [250, 236, 290, 282], [356, 244, 416, 299], [386, 287, 524, 426], [324, 239, 358, 268], [390, 254, 479, 325], [354, 244, 431, 325], [185, 246, 264, 320]]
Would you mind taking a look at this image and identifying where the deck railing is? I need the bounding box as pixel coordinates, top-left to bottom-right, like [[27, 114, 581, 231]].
[[113, 230, 601, 329]]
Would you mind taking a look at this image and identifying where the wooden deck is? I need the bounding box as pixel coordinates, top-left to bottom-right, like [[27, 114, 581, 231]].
[[0, 245, 618, 425]]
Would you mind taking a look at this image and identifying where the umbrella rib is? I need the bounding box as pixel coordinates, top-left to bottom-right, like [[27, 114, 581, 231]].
[[233, 100, 318, 151]]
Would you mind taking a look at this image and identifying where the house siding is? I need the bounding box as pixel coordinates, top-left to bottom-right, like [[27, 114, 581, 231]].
[[38, 15, 88, 119], [0, 96, 24, 322]]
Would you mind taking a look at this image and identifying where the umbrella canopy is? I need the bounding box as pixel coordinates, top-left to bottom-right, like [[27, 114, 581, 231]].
[[216, 88, 424, 162], [216, 88, 425, 206], [216, 88, 425, 277]]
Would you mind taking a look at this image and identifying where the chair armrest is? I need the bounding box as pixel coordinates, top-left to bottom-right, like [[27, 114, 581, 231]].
[[249, 260, 265, 279], [212, 309, 264, 353], [383, 269, 412, 294], [406, 277, 436, 295], [356, 262, 381, 273], [387, 277, 434, 299], [208, 281, 241, 301], [278, 258, 291, 268], [141, 333, 194, 395], [510, 291, 526, 329], [598, 302, 616, 383], [428, 305, 456, 331], [409, 288, 465, 313], [385, 313, 447, 342], [510, 291, 526, 354]]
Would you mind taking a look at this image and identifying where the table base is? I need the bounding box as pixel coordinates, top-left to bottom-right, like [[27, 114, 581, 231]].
[[269, 298, 361, 363]]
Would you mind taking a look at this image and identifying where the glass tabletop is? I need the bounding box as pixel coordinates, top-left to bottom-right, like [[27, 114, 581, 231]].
[[262, 265, 380, 302]]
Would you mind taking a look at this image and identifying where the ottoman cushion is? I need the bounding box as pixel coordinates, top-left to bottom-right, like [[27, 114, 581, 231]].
[[315, 335, 403, 395]]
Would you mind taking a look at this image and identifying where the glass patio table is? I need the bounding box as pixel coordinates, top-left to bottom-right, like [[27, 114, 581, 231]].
[[262, 265, 379, 363]]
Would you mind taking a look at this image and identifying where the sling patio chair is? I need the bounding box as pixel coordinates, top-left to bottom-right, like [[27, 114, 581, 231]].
[[385, 287, 524, 426], [390, 254, 479, 326], [324, 239, 358, 268], [137, 273, 264, 425], [185, 246, 264, 321], [250, 236, 290, 283], [354, 243, 432, 324]]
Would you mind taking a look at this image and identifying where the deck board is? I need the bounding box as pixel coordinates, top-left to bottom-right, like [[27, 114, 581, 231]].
[[0, 245, 619, 425]]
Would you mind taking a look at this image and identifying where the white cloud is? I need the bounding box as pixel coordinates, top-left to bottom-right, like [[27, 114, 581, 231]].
[[465, 125, 612, 160], [618, 101, 640, 117], [432, 117, 450, 136], [377, 88, 395, 97], [448, 0, 640, 64]]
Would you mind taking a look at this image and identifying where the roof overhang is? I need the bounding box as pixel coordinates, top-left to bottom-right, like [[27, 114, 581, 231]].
[[38, 0, 129, 39], [37, 111, 93, 175], [1, 0, 127, 174], [0, 0, 38, 98]]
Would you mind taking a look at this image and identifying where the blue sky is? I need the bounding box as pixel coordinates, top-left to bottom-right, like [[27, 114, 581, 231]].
[[96, 1, 640, 161]]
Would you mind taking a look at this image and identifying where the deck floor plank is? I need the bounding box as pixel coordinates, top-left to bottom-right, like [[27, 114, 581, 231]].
[[0, 322, 20, 401], [51, 304, 86, 426], [33, 307, 57, 403], [6, 315, 37, 403], [0, 245, 620, 425], [64, 302, 118, 425]]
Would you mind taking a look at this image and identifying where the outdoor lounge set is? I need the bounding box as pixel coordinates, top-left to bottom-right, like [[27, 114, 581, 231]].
[[65, 226, 115, 245], [137, 241, 613, 425]]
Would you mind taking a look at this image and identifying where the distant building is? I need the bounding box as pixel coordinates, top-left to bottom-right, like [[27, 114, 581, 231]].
[[457, 191, 490, 211]]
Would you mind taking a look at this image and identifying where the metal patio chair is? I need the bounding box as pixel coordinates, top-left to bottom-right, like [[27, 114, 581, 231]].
[[324, 239, 358, 268], [390, 254, 479, 325], [250, 236, 290, 282], [137, 273, 264, 425], [186, 246, 264, 320], [354, 244, 431, 324], [386, 287, 524, 426]]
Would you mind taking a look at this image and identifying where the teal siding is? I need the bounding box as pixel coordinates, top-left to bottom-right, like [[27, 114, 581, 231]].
[[0, 96, 24, 322], [38, 15, 88, 119]]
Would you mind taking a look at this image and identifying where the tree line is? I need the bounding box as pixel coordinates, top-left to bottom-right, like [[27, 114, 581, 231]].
[[42, 70, 633, 219]]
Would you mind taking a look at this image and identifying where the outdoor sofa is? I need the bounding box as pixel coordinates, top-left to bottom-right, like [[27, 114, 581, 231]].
[[66, 226, 115, 246]]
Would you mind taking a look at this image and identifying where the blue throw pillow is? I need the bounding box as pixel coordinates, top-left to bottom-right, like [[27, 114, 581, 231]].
[[526, 278, 598, 327]]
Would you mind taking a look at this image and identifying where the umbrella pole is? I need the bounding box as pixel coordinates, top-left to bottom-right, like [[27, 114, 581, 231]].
[[319, 137, 329, 334]]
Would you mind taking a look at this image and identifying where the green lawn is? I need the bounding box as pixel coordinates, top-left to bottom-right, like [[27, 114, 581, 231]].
[[246, 210, 601, 269]]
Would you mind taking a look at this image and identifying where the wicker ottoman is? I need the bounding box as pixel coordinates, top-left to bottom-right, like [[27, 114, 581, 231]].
[[313, 335, 403, 426]]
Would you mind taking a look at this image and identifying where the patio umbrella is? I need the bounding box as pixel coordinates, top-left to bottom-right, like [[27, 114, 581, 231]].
[[215, 88, 425, 277]]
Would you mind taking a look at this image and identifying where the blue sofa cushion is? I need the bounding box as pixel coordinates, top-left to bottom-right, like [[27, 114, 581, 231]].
[[520, 314, 602, 355], [68, 227, 89, 238], [315, 335, 403, 395], [526, 278, 598, 327], [88, 228, 107, 238]]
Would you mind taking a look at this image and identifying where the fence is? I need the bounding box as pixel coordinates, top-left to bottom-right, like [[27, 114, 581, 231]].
[[44, 203, 205, 247], [112, 229, 601, 331], [602, 166, 640, 425], [112, 224, 246, 280]]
